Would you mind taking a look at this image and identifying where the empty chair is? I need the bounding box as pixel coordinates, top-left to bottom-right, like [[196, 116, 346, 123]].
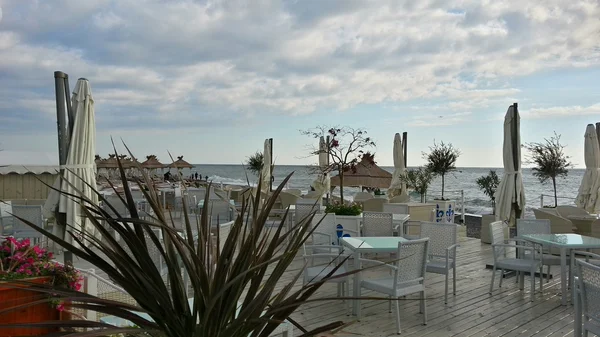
[[278, 191, 299, 210], [516, 219, 561, 283], [489, 221, 542, 301], [363, 198, 387, 212], [10, 205, 46, 244], [362, 211, 394, 237], [311, 213, 360, 247], [389, 194, 410, 203], [383, 203, 408, 215], [285, 189, 302, 197], [358, 238, 429, 334], [420, 222, 458, 304], [294, 202, 320, 229], [575, 259, 600, 337]]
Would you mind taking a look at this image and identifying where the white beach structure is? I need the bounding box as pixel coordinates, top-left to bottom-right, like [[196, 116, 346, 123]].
[[261, 139, 272, 193], [495, 103, 526, 225], [311, 136, 330, 197], [575, 124, 600, 214]]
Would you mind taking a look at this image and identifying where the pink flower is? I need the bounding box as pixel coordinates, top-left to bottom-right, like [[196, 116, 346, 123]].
[[56, 303, 64, 312]]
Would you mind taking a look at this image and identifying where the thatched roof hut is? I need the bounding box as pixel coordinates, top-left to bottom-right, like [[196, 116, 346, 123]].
[[141, 155, 165, 169], [168, 156, 193, 169], [330, 155, 392, 189]]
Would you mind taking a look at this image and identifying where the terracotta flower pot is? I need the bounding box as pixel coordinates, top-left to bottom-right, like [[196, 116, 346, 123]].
[[0, 277, 61, 336]]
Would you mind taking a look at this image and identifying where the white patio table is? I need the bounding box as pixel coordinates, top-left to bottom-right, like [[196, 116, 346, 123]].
[[341, 236, 409, 315], [521, 233, 600, 305]]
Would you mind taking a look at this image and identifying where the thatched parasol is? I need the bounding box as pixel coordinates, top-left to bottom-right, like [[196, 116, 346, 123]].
[[330, 154, 392, 189], [141, 155, 165, 169], [169, 156, 193, 169], [98, 154, 119, 168]]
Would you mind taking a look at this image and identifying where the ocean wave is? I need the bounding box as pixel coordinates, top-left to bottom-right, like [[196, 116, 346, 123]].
[[206, 175, 255, 187]]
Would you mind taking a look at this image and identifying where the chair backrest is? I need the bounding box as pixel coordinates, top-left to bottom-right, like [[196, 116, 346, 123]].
[[383, 203, 408, 215], [295, 202, 319, 226], [0, 201, 12, 216], [363, 198, 387, 212], [11, 205, 44, 234], [311, 213, 337, 246], [556, 205, 590, 218], [490, 221, 507, 256], [419, 221, 458, 259], [516, 219, 552, 236], [395, 238, 429, 285], [303, 191, 322, 200], [353, 192, 373, 202], [362, 211, 394, 237], [576, 259, 600, 326], [389, 194, 410, 203], [279, 192, 299, 209], [285, 189, 302, 197]]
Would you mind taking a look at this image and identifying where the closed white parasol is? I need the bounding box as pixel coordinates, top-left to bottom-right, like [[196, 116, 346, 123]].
[[44, 78, 98, 245], [575, 124, 600, 214], [494, 104, 526, 224], [312, 136, 330, 196], [388, 133, 407, 199]]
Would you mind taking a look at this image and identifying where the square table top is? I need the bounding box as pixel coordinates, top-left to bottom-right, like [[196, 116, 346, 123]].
[[522, 233, 600, 249], [341, 236, 408, 253]]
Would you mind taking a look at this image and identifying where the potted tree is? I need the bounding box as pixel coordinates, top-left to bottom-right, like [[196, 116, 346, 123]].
[[476, 170, 500, 244], [423, 141, 461, 221]]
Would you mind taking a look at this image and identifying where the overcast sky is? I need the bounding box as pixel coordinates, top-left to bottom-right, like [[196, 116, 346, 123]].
[[0, 0, 599, 167]]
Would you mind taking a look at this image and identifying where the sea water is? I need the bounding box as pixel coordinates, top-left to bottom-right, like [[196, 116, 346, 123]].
[[180, 165, 585, 218]]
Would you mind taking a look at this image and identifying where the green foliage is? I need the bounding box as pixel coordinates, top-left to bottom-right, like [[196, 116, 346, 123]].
[[399, 167, 434, 203], [423, 141, 461, 199], [3, 147, 351, 337], [476, 170, 500, 215], [524, 132, 573, 207], [245, 151, 264, 175], [325, 202, 362, 216]]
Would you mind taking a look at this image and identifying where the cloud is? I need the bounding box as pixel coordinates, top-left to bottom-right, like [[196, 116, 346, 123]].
[[0, 0, 599, 134], [522, 103, 600, 119]]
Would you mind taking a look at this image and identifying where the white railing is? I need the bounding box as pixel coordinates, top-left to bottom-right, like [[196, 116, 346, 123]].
[[424, 189, 465, 223], [539, 194, 577, 208]]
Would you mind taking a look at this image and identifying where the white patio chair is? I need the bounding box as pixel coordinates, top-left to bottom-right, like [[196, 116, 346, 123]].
[[420, 222, 458, 304], [489, 221, 542, 301], [571, 250, 600, 337], [311, 213, 360, 247], [575, 259, 600, 337], [294, 202, 320, 229], [362, 198, 387, 212], [516, 219, 561, 283], [383, 204, 418, 238], [358, 238, 429, 334], [362, 211, 394, 237], [10, 205, 46, 245]]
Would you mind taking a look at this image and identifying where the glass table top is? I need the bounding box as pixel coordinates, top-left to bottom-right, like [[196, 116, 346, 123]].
[[341, 237, 408, 250], [522, 233, 600, 247]]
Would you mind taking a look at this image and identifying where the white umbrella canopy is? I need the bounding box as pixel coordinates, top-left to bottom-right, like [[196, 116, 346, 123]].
[[388, 133, 407, 199], [312, 136, 330, 195], [261, 139, 272, 193], [494, 104, 526, 224], [44, 79, 98, 245], [575, 124, 600, 213]]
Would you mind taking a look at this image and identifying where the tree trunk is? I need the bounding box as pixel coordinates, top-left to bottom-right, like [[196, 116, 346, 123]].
[[441, 174, 445, 199], [552, 177, 558, 207], [339, 171, 344, 204]]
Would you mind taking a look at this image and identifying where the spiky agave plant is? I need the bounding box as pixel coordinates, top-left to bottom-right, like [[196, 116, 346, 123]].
[[0, 147, 351, 337]]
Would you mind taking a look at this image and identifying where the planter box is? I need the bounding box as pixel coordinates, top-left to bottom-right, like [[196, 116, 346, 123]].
[[480, 214, 496, 244], [0, 277, 62, 336], [431, 200, 457, 222]]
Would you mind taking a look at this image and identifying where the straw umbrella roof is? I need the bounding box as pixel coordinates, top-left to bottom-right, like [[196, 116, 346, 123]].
[[141, 155, 165, 169], [330, 154, 392, 189], [169, 156, 193, 169], [96, 154, 118, 168]]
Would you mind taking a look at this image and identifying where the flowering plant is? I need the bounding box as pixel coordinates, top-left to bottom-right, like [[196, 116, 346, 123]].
[[0, 237, 82, 311]]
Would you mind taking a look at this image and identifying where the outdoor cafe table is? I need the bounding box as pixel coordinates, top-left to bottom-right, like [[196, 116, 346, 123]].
[[521, 233, 600, 305], [340, 236, 408, 315]]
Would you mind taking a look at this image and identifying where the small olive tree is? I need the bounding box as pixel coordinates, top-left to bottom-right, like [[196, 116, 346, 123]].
[[524, 132, 573, 207], [423, 141, 461, 199], [476, 170, 500, 215], [399, 167, 434, 203], [301, 126, 375, 202], [245, 151, 264, 176]]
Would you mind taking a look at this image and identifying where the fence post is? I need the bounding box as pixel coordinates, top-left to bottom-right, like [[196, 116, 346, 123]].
[[540, 194, 544, 208], [461, 190, 465, 223], [86, 269, 98, 322]]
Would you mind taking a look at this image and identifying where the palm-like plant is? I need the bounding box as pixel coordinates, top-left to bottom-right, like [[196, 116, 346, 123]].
[[399, 167, 434, 203], [1, 148, 350, 337], [246, 151, 264, 176]]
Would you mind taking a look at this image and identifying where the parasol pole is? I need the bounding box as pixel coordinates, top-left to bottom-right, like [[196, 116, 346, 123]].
[[512, 102, 521, 222], [402, 132, 407, 168], [269, 138, 273, 192], [596, 122, 600, 150], [54, 71, 73, 264], [326, 135, 331, 206]]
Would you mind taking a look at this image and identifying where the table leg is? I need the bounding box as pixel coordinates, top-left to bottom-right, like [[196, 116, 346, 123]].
[[560, 247, 567, 306]]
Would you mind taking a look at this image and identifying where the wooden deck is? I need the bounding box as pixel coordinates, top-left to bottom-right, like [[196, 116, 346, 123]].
[[69, 236, 578, 337]]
